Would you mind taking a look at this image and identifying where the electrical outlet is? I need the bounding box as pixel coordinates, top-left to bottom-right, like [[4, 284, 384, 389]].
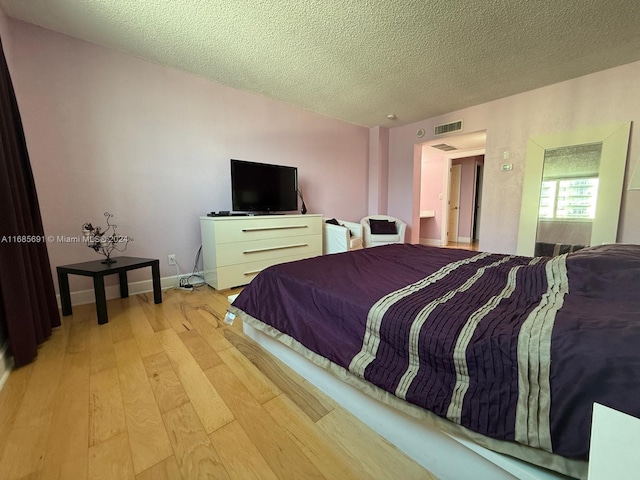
[[167, 254, 176, 266]]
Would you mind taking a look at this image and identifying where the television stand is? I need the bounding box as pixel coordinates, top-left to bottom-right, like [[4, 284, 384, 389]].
[[207, 212, 249, 217], [200, 214, 322, 289]]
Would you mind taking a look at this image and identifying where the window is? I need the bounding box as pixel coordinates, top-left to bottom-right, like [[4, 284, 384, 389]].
[[538, 177, 599, 220]]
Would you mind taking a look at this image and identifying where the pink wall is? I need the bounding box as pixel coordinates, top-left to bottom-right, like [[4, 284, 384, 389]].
[[3, 18, 369, 292], [419, 148, 444, 241], [368, 126, 389, 214], [390, 62, 640, 253]]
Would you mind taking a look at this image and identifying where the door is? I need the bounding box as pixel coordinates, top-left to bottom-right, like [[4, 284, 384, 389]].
[[447, 164, 461, 243], [472, 162, 483, 240]]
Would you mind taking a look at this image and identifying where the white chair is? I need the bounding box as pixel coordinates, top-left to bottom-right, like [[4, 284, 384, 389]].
[[323, 219, 364, 254], [361, 215, 407, 248]]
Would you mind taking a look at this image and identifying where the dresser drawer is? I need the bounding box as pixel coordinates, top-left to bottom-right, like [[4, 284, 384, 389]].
[[216, 251, 320, 289], [213, 215, 322, 244], [215, 234, 321, 267], [200, 214, 323, 291]]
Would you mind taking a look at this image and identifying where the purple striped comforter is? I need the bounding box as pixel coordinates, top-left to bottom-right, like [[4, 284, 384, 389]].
[[231, 243, 640, 461]]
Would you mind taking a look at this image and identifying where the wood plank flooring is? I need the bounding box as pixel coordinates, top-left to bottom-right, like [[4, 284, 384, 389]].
[[0, 287, 437, 480], [444, 240, 479, 251]]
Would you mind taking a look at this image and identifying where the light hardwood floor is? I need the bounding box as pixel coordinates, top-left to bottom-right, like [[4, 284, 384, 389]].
[[444, 240, 479, 251], [0, 286, 436, 480]]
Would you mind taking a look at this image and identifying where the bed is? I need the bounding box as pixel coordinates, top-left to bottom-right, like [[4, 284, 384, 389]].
[[227, 243, 640, 479]]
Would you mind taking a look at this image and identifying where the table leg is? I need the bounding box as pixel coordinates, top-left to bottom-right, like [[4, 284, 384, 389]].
[[151, 260, 162, 304], [93, 275, 108, 324], [57, 269, 72, 316], [119, 271, 129, 298]]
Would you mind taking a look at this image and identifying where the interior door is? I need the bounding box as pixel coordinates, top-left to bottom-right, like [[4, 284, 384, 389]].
[[472, 162, 483, 240], [447, 164, 461, 243]]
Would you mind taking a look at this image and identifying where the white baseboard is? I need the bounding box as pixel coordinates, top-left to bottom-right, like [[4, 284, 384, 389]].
[[0, 340, 13, 392], [56, 271, 205, 308], [419, 238, 443, 246]]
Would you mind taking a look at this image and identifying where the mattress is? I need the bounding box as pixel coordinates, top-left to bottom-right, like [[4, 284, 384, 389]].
[[229, 243, 640, 477]]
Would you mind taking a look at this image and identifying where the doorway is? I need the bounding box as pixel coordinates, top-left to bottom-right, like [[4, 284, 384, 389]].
[[443, 153, 485, 249], [415, 131, 486, 247]]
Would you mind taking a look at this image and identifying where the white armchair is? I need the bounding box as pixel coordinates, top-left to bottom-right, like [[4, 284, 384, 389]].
[[323, 219, 364, 254], [361, 215, 407, 248]]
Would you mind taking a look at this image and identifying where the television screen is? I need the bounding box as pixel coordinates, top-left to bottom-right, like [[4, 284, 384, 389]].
[[231, 159, 298, 213]]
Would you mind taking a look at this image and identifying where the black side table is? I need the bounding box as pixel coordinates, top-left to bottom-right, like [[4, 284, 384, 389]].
[[57, 256, 162, 324]]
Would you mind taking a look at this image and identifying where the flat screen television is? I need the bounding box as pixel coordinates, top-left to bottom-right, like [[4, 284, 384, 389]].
[[231, 159, 298, 213]]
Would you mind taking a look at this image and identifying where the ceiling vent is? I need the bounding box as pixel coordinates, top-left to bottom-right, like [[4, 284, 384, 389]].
[[434, 120, 463, 136], [431, 143, 458, 152]]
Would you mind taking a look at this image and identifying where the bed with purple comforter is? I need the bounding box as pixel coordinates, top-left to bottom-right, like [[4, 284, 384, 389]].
[[228, 243, 640, 477]]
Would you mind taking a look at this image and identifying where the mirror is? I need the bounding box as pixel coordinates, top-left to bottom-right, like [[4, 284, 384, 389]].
[[535, 143, 601, 255], [517, 122, 631, 256]]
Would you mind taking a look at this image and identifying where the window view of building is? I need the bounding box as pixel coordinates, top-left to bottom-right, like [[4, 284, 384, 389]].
[[539, 177, 599, 220]]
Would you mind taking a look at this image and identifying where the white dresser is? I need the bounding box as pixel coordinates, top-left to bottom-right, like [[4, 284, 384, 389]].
[[200, 214, 323, 290]]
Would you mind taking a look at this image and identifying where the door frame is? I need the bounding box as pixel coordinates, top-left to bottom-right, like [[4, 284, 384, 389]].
[[471, 160, 484, 241], [447, 163, 462, 244], [442, 148, 485, 245]]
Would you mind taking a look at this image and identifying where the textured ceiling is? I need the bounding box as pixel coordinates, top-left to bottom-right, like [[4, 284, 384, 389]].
[[2, 0, 640, 128]]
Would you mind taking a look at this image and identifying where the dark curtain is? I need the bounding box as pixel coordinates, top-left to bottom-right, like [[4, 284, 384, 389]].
[[0, 36, 60, 367]]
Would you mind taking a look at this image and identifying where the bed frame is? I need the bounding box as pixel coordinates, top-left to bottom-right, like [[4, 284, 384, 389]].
[[242, 321, 575, 480]]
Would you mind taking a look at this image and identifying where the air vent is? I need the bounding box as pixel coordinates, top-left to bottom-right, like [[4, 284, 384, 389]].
[[434, 120, 463, 136], [431, 143, 458, 152]]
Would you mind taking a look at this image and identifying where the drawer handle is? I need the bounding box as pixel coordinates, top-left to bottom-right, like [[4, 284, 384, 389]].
[[242, 225, 308, 232], [243, 243, 308, 254], [244, 269, 263, 276]]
